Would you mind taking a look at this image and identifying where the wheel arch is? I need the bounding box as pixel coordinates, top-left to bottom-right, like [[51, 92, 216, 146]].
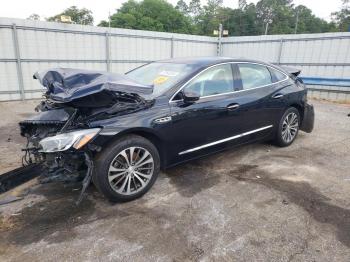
[[288, 103, 304, 123], [99, 128, 167, 169]]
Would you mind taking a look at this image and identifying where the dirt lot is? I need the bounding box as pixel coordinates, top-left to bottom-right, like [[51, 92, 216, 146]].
[[0, 99, 349, 261]]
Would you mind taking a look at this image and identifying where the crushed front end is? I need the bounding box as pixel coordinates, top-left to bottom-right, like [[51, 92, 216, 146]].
[[19, 68, 154, 203], [19, 104, 102, 203]]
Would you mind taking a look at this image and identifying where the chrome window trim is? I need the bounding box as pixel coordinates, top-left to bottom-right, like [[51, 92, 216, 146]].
[[178, 125, 273, 155], [169, 61, 289, 103]]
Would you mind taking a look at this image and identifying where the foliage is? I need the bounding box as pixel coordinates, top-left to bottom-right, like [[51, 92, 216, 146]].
[[98, 0, 345, 36], [99, 0, 194, 34], [219, 4, 260, 36], [188, 0, 201, 17], [176, 0, 189, 14], [193, 0, 223, 35], [332, 0, 350, 32], [46, 6, 94, 25], [27, 14, 40, 21]]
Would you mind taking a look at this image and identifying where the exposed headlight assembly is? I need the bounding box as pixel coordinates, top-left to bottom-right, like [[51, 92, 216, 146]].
[[39, 128, 101, 153]]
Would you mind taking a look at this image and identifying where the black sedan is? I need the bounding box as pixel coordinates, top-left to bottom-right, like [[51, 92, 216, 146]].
[[20, 57, 314, 202]]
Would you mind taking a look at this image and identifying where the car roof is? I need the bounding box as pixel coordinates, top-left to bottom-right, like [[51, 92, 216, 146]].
[[157, 56, 273, 67]]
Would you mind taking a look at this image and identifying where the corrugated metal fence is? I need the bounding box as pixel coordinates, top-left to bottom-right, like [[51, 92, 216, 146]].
[[221, 33, 350, 102], [0, 18, 217, 101], [1, 17, 350, 102]]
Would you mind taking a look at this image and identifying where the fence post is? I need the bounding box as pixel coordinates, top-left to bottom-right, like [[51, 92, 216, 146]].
[[170, 36, 174, 58], [277, 38, 284, 64], [217, 24, 223, 56], [105, 31, 111, 72], [12, 23, 25, 100]]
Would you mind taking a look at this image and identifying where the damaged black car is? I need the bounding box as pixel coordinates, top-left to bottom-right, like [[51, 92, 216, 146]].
[[19, 57, 314, 203]]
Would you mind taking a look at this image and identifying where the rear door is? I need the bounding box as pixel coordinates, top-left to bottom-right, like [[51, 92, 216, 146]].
[[232, 63, 290, 136]]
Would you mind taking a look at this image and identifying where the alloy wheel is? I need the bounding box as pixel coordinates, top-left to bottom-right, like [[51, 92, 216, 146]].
[[108, 146, 154, 195], [281, 112, 299, 143]]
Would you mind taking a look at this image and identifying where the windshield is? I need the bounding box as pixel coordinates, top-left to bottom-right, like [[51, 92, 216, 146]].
[[126, 62, 198, 98]]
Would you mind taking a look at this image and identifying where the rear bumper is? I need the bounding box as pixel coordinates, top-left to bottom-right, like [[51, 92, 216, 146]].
[[300, 103, 314, 133]]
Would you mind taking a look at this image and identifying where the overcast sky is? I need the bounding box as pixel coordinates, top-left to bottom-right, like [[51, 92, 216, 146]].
[[0, 0, 343, 24]]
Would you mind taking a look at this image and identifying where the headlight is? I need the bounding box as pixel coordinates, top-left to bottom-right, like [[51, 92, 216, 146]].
[[39, 128, 101, 153]]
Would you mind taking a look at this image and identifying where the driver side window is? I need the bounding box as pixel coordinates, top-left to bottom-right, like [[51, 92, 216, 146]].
[[183, 64, 234, 98]]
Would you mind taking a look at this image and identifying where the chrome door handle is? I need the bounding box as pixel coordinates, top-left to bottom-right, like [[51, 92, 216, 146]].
[[272, 94, 284, 99], [227, 104, 240, 110]]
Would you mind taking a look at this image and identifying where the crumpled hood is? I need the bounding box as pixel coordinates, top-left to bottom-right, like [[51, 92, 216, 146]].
[[34, 68, 153, 103]]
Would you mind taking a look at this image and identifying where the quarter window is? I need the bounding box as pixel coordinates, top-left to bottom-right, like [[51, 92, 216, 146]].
[[183, 64, 234, 97], [270, 68, 287, 82], [238, 64, 272, 90]]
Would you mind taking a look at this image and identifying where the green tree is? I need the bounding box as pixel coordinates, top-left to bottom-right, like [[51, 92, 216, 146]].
[[99, 0, 194, 34], [238, 0, 247, 10], [220, 3, 259, 36], [27, 14, 40, 21], [253, 0, 334, 35], [99, 0, 339, 36], [176, 0, 189, 14], [256, 0, 294, 34], [195, 0, 223, 35], [188, 0, 201, 17], [295, 5, 337, 33], [46, 6, 94, 25], [332, 0, 350, 31]]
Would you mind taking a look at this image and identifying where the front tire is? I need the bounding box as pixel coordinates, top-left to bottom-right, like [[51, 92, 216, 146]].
[[274, 107, 300, 147], [93, 135, 160, 202]]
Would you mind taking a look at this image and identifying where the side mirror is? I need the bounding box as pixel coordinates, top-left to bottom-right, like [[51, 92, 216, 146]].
[[183, 90, 200, 103]]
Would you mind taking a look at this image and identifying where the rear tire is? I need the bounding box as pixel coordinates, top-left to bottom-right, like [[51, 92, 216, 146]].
[[93, 135, 160, 202], [274, 107, 300, 147]]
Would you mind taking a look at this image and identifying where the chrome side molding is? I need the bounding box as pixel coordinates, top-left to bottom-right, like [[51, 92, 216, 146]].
[[178, 125, 273, 155]]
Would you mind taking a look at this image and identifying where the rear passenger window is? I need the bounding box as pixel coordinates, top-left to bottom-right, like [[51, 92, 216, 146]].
[[238, 64, 272, 90], [270, 68, 287, 82]]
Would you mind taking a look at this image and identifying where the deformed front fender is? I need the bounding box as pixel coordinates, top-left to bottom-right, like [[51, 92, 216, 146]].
[[91, 127, 168, 169]]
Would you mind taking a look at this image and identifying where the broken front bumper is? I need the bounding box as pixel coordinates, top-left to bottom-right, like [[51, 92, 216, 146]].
[[300, 103, 314, 133]]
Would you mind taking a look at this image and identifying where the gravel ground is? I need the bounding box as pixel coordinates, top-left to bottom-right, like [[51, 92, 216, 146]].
[[0, 99, 349, 261]]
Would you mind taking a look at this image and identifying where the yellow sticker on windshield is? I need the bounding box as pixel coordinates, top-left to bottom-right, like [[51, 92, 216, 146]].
[[153, 76, 169, 85]]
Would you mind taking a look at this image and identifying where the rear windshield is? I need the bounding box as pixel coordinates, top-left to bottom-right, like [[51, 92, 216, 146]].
[[126, 62, 198, 97]]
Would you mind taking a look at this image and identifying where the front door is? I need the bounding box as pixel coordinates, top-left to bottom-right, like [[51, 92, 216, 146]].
[[168, 63, 239, 163]]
